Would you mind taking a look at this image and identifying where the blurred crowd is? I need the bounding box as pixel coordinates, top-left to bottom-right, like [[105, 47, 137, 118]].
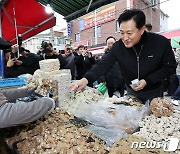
[[3, 42, 96, 81]]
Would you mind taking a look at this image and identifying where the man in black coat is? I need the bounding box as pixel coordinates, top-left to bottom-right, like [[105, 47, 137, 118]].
[[62, 44, 76, 80], [70, 9, 176, 102], [100, 36, 125, 97], [39, 48, 68, 69], [74, 45, 95, 80]]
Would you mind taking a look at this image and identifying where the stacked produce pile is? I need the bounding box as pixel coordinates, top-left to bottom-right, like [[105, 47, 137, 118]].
[[39, 59, 60, 72], [59, 87, 104, 116], [7, 108, 108, 154], [6, 108, 167, 154], [110, 135, 168, 154], [26, 59, 71, 102], [5, 76, 180, 154], [133, 114, 180, 141], [133, 98, 180, 154]]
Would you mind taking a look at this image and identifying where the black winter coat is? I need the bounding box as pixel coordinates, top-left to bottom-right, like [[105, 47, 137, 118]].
[[74, 52, 95, 80]]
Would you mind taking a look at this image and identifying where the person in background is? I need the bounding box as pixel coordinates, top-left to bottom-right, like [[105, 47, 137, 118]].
[[63, 44, 76, 80], [39, 42, 68, 69], [4, 48, 26, 78], [70, 9, 176, 103], [171, 48, 180, 105], [175, 48, 180, 82], [164, 48, 179, 97], [74, 45, 95, 80], [18, 47, 40, 75], [145, 23, 152, 32], [0, 38, 55, 128], [99, 36, 125, 97]]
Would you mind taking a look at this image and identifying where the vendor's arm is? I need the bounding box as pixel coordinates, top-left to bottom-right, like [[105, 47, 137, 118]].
[[0, 88, 35, 101]]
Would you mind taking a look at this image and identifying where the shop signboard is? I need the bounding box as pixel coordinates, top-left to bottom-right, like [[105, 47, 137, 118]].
[[84, 6, 115, 29]]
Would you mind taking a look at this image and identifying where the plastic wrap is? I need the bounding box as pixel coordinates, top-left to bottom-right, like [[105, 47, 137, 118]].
[[87, 125, 127, 147], [78, 100, 150, 134]]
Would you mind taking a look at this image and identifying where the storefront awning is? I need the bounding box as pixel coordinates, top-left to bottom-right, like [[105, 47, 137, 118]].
[[160, 29, 180, 39], [1, 0, 56, 44], [37, 0, 118, 22]]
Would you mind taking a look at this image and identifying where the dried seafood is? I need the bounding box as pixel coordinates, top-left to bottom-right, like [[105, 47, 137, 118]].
[[134, 114, 180, 142], [150, 97, 174, 117]]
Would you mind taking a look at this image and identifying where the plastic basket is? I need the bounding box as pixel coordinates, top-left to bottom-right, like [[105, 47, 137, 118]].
[[0, 77, 27, 88]]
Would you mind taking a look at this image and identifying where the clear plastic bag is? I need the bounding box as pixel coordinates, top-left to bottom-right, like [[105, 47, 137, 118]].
[[79, 100, 150, 134], [87, 125, 127, 147]]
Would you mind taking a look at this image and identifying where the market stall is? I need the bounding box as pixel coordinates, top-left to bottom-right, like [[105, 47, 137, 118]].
[[1, 59, 179, 154]]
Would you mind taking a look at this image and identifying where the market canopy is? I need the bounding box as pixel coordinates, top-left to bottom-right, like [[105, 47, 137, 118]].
[[1, 0, 56, 44], [37, 0, 118, 22]]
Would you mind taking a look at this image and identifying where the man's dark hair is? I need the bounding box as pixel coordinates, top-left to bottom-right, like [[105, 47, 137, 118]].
[[118, 9, 146, 29], [145, 23, 152, 31], [77, 45, 85, 51], [106, 36, 116, 43], [43, 48, 52, 54], [48, 43, 53, 47], [41, 41, 48, 48], [20, 47, 25, 53]]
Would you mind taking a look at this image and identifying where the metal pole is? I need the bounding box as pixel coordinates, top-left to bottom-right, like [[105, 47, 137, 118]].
[[86, 0, 93, 12], [13, 0, 20, 58], [94, 9, 97, 45]]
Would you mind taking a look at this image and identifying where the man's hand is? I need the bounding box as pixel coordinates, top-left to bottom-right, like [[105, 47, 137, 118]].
[[69, 78, 88, 92], [7, 55, 15, 67], [82, 50, 87, 57], [131, 79, 147, 91], [15, 59, 22, 65]]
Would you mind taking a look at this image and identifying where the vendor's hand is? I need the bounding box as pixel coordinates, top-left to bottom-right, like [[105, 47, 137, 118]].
[[7, 55, 15, 67], [69, 78, 88, 92], [131, 79, 147, 91]]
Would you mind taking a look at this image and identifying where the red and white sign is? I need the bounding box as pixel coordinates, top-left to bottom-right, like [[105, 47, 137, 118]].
[[73, 41, 88, 47], [84, 6, 115, 29], [88, 46, 105, 56]]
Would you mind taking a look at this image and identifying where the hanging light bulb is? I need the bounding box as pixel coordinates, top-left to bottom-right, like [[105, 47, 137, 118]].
[[45, 4, 53, 14]]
